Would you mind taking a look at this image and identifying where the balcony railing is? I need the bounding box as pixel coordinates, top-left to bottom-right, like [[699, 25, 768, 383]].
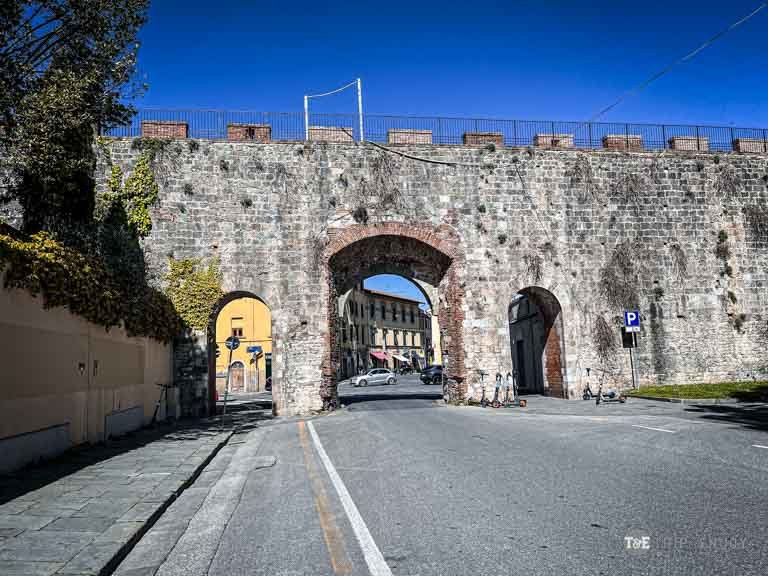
[[102, 109, 768, 153]]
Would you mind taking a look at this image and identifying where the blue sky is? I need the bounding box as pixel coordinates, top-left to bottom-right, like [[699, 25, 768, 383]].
[[138, 0, 768, 125], [364, 276, 428, 309]]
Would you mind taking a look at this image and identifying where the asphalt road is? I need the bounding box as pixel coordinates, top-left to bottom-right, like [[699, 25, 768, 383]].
[[137, 376, 768, 576]]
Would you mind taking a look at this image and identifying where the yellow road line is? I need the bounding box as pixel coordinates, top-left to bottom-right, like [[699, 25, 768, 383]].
[[298, 420, 352, 574]]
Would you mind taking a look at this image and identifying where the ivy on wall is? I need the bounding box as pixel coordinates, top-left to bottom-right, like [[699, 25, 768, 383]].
[[0, 230, 182, 342], [97, 151, 159, 237], [164, 257, 224, 331]]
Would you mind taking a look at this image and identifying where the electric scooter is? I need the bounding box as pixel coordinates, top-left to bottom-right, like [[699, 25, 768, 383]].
[[582, 367, 595, 400], [491, 373, 502, 408], [479, 371, 492, 407], [595, 381, 627, 405], [503, 371, 527, 408]]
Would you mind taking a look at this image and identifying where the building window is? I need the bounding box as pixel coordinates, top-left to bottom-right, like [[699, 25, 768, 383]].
[[370, 302, 375, 318], [381, 304, 386, 320], [392, 305, 397, 321], [232, 327, 244, 338], [411, 309, 415, 323]]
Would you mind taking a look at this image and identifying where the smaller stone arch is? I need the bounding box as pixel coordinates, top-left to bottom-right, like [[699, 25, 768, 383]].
[[508, 286, 567, 397], [206, 290, 273, 413]]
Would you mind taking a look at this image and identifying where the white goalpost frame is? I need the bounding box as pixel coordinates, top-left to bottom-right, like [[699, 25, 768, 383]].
[[304, 78, 364, 142]]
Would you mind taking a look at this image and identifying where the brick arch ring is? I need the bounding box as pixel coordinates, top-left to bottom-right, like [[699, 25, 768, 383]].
[[320, 222, 467, 410]]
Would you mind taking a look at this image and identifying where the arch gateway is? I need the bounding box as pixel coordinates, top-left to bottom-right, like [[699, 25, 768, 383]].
[[97, 139, 768, 416]]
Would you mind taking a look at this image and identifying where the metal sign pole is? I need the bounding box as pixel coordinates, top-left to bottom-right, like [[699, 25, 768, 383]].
[[223, 345, 232, 419], [629, 345, 636, 390]]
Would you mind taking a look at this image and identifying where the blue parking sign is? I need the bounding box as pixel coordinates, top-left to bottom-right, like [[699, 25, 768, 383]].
[[624, 310, 640, 332]]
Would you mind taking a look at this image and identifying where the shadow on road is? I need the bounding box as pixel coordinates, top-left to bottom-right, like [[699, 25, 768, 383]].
[[683, 403, 768, 432]]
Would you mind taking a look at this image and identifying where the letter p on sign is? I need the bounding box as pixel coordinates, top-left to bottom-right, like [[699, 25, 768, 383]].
[[624, 310, 640, 332]]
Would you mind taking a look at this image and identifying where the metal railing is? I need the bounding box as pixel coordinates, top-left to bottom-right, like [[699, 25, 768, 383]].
[[103, 109, 768, 153]]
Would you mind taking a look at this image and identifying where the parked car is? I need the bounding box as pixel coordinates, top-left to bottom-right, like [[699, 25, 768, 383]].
[[353, 369, 397, 387], [420, 365, 443, 385]]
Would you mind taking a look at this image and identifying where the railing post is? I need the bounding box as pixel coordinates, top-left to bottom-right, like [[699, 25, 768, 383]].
[[731, 127, 735, 152], [513, 120, 518, 147], [662, 125, 666, 149], [764, 129, 767, 153], [551, 121, 555, 146], [588, 122, 593, 148], [625, 123, 629, 149], [695, 126, 700, 151]]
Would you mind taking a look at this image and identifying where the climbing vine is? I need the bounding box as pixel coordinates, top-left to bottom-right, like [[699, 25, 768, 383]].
[[164, 256, 224, 331], [0, 230, 182, 342], [97, 152, 159, 237], [599, 240, 644, 309], [593, 314, 617, 364]]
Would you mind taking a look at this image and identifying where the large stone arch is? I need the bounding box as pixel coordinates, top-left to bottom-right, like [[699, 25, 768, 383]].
[[321, 222, 466, 409]]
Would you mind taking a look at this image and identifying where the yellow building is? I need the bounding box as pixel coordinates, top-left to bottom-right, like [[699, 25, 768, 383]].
[[215, 297, 272, 394]]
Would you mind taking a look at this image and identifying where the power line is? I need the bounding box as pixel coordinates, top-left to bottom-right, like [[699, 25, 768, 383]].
[[591, 2, 768, 121]]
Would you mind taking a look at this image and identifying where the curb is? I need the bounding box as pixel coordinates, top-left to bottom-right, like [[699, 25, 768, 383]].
[[100, 429, 233, 576], [629, 395, 743, 405]]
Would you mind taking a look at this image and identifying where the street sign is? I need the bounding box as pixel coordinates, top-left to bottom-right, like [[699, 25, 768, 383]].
[[621, 327, 638, 349], [246, 346, 263, 354], [225, 336, 240, 351], [623, 310, 641, 333]]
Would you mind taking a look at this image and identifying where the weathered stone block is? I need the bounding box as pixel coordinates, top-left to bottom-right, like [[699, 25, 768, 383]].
[[227, 124, 271, 143], [733, 138, 768, 153], [463, 132, 504, 147], [602, 134, 643, 151], [533, 133, 574, 148], [141, 121, 188, 139], [668, 136, 709, 151], [387, 129, 433, 145], [308, 126, 354, 142]]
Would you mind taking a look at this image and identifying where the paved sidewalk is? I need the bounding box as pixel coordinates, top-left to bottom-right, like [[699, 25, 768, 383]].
[[113, 428, 275, 576], [0, 422, 234, 576]]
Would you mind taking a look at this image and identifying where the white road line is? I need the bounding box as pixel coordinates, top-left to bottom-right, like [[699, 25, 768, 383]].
[[752, 444, 768, 450], [307, 421, 393, 576], [632, 424, 676, 433]]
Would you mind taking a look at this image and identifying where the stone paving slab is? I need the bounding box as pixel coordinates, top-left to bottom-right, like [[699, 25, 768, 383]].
[[114, 429, 273, 576], [0, 423, 233, 576]]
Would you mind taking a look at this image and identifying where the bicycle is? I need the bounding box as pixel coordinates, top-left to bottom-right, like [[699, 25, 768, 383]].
[[151, 382, 176, 426]]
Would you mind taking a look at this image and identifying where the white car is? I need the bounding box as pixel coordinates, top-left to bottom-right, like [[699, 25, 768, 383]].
[[353, 369, 397, 387]]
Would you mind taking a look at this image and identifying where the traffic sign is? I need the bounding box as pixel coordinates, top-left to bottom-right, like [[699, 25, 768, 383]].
[[623, 310, 641, 333], [225, 336, 240, 351], [246, 346, 263, 354]]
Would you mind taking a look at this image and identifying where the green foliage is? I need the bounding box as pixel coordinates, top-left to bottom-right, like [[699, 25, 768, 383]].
[[123, 154, 159, 236], [1, 1, 150, 235], [0, 231, 181, 342], [164, 257, 224, 331], [627, 380, 768, 400], [96, 153, 159, 237]]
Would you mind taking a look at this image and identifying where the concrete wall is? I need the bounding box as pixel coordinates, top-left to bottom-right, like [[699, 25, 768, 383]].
[[96, 139, 768, 415], [0, 279, 173, 473]]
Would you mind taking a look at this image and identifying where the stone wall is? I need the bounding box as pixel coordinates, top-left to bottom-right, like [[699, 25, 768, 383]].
[[96, 138, 768, 415]]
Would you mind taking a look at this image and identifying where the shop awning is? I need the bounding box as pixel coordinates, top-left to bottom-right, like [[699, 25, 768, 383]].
[[392, 354, 409, 362], [370, 351, 389, 361]]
